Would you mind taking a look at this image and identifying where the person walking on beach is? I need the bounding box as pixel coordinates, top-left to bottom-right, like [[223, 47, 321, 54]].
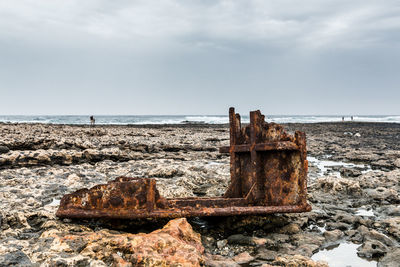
[[90, 116, 95, 126], [342, 116, 344, 122]]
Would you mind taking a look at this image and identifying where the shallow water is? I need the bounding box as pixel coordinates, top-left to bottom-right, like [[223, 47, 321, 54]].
[[48, 198, 61, 206], [355, 209, 374, 217], [312, 242, 377, 267], [307, 156, 369, 178]]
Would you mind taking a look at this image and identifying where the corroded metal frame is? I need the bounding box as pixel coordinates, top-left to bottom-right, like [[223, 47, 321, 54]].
[[56, 108, 311, 219]]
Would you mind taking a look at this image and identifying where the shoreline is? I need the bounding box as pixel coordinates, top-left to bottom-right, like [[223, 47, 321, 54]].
[[1, 120, 400, 128]]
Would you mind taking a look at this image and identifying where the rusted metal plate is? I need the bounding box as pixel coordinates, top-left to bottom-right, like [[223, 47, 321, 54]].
[[56, 108, 311, 219]]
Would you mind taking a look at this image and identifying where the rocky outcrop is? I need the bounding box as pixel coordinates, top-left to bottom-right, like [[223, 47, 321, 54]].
[[37, 218, 204, 266]]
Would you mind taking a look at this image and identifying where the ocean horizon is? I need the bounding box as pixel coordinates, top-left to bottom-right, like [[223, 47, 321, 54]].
[[0, 115, 399, 125]]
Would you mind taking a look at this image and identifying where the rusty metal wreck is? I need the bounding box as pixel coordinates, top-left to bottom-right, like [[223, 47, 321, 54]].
[[56, 107, 311, 219]]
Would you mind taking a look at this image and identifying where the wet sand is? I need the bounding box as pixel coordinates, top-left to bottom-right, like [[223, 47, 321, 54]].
[[0, 122, 399, 266]]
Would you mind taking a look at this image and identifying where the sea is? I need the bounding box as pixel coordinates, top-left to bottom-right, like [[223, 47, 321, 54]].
[[0, 115, 399, 125]]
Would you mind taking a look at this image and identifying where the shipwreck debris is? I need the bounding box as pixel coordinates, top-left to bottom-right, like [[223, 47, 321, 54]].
[[56, 108, 311, 219]]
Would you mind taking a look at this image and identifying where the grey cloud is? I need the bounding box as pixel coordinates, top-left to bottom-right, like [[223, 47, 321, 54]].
[[0, 0, 399, 115]]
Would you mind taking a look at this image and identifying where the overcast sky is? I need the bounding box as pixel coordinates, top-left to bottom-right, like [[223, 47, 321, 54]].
[[0, 0, 399, 115]]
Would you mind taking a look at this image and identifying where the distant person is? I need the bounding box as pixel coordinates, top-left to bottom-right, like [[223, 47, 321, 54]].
[[351, 116, 353, 121], [342, 116, 344, 122], [90, 116, 95, 126]]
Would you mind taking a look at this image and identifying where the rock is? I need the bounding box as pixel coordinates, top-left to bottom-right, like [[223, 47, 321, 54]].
[[316, 176, 362, 195], [333, 211, 357, 224], [378, 248, 400, 267], [357, 240, 388, 259], [204, 254, 240, 267], [216, 239, 228, 249], [202, 236, 215, 250], [364, 229, 395, 247], [383, 206, 400, 216], [394, 158, 400, 168], [147, 167, 184, 178], [354, 133, 361, 137], [294, 244, 320, 257], [233, 252, 254, 264], [365, 187, 399, 202], [273, 255, 328, 267], [267, 233, 290, 244], [325, 222, 350, 231], [227, 234, 255, 246], [256, 248, 278, 261], [0, 145, 9, 154], [340, 167, 362, 177], [252, 237, 268, 246], [323, 229, 344, 242], [39, 218, 205, 266], [279, 223, 301, 235], [0, 251, 32, 267]]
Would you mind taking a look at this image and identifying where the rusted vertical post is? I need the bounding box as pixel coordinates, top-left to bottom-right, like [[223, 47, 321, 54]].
[[295, 131, 308, 206], [224, 107, 242, 197], [247, 110, 261, 202], [146, 179, 156, 212]]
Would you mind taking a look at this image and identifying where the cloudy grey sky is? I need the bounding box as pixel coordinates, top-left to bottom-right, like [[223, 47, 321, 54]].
[[0, 0, 399, 115]]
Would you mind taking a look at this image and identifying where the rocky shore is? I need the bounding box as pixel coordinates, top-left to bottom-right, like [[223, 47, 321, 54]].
[[0, 122, 399, 266]]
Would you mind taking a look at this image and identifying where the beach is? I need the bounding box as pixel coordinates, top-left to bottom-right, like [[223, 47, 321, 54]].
[[0, 122, 399, 266]]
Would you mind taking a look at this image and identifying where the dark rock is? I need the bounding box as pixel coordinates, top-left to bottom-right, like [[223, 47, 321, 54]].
[[255, 248, 278, 261], [340, 167, 362, 177], [0, 251, 32, 267], [266, 233, 290, 245], [0, 145, 9, 154], [227, 234, 255, 246], [325, 222, 350, 231]]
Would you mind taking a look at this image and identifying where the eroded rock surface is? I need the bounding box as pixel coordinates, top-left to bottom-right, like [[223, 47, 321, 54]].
[[1, 122, 400, 266]]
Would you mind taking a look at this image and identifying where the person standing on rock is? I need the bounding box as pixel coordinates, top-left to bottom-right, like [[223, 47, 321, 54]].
[[90, 116, 95, 126]]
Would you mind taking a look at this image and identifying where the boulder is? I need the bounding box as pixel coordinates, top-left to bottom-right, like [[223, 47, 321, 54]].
[[39, 218, 204, 266]]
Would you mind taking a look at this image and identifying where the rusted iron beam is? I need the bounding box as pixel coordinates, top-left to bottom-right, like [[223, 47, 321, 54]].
[[219, 141, 300, 153], [56, 107, 311, 219]]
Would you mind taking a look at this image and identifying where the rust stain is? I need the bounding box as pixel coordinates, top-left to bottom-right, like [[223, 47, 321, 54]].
[[56, 108, 311, 219]]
